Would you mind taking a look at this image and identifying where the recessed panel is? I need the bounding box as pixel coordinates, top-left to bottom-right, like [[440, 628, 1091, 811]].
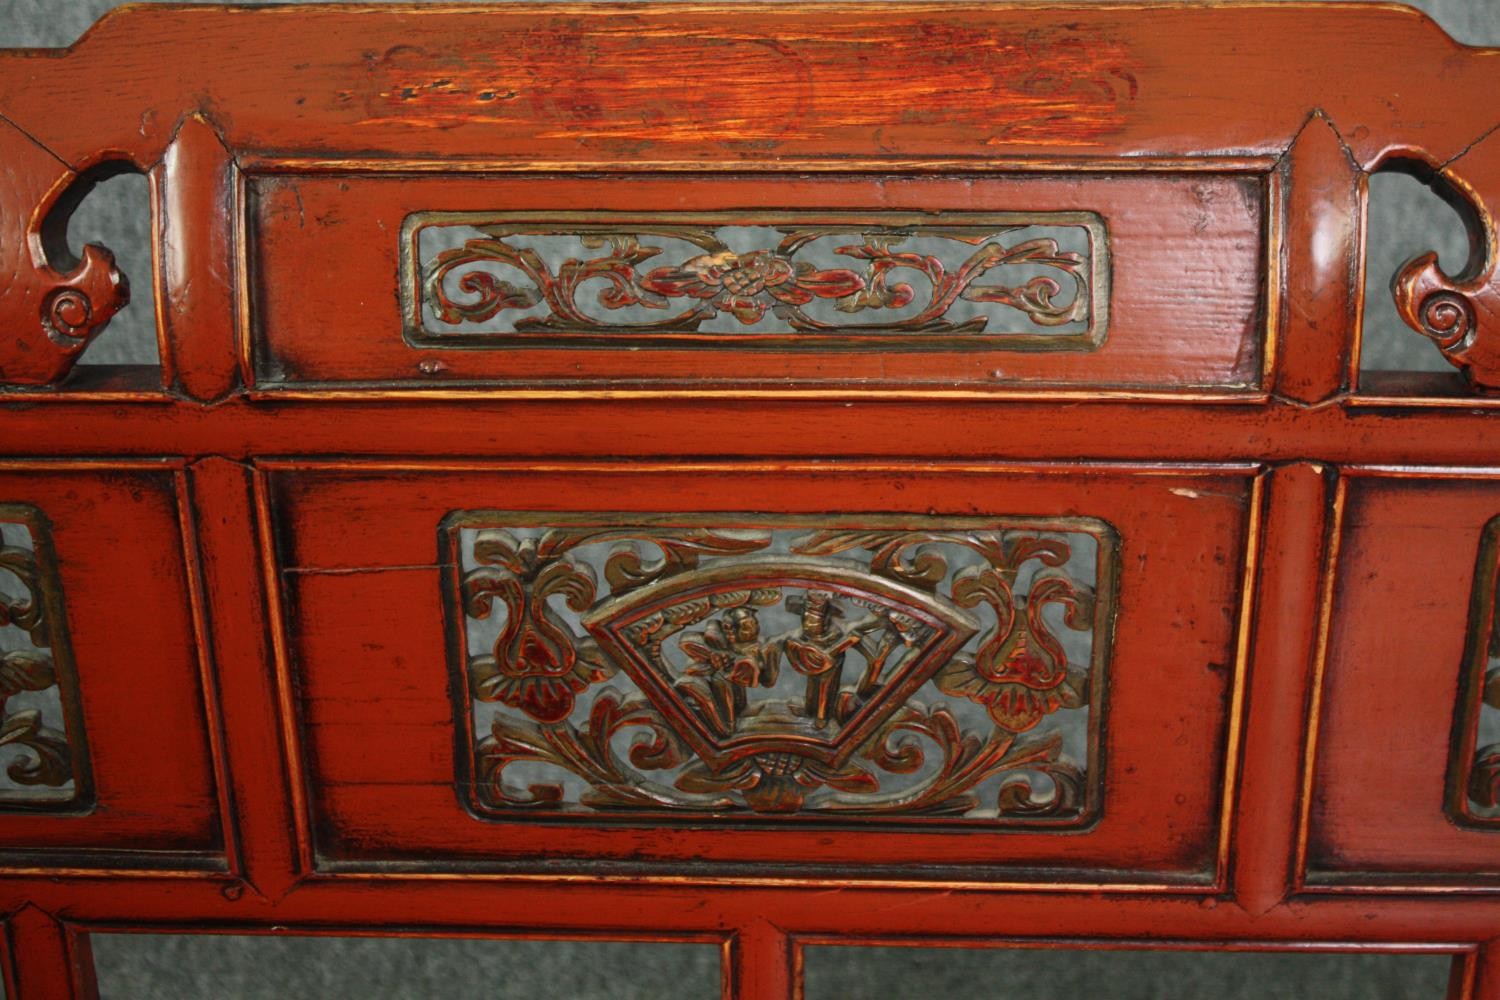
[[404, 212, 1106, 348], [1448, 516, 1500, 826], [0, 468, 222, 867], [251, 172, 1266, 391], [0, 505, 90, 809], [91, 934, 720, 1000], [802, 946, 1454, 1000], [1307, 472, 1500, 885], [272, 464, 1252, 882]]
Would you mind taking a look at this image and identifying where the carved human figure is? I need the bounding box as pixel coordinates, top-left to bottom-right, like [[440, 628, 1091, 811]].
[[679, 607, 778, 733], [852, 610, 925, 700], [783, 592, 865, 725]]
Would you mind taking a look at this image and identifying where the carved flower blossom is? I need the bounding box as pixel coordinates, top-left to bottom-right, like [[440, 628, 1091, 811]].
[[935, 572, 1090, 733], [463, 531, 614, 724], [469, 641, 612, 727], [936, 628, 1083, 734], [641, 250, 864, 325]]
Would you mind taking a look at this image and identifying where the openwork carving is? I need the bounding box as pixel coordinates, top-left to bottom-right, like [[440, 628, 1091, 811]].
[[404, 213, 1107, 349], [1450, 518, 1500, 823], [447, 515, 1115, 824], [0, 505, 89, 808], [0, 119, 130, 387], [1391, 134, 1500, 393]]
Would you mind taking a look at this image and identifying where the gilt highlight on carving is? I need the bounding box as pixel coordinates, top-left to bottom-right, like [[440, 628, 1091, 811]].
[[454, 518, 1110, 821]]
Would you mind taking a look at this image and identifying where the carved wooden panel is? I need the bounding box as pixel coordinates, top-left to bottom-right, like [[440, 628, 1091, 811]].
[[0, 468, 228, 867], [277, 465, 1243, 877], [1305, 474, 1500, 887], [15, 2, 1500, 992], [251, 172, 1262, 390], [404, 212, 1106, 349], [0, 505, 89, 809], [1450, 516, 1500, 826], [446, 514, 1114, 825]]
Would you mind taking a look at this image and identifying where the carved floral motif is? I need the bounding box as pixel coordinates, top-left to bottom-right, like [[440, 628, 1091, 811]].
[[451, 517, 1113, 823], [407, 215, 1104, 345], [0, 509, 82, 802], [636, 249, 864, 326]]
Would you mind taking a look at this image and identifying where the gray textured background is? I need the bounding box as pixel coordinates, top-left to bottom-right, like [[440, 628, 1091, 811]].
[[1, 1, 1493, 996]]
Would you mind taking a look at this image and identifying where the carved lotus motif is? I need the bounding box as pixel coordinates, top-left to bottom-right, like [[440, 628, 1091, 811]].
[[934, 628, 1085, 733], [462, 529, 615, 723], [928, 539, 1096, 733]]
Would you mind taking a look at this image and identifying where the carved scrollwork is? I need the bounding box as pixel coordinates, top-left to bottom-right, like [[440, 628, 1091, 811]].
[[1408, 289, 1477, 352], [1390, 134, 1500, 393], [451, 515, 1114, 824], [1448, 517, 1500, 824], [462, 528, 769, 723], [406, 213, 1106, 348], [0, 118, 129, 387], [0, 506, 85, 805]]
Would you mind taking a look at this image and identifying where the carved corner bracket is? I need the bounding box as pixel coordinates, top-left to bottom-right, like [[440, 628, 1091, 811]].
[[1392, 131, 1500, 393], [0, 117, 129, 388]]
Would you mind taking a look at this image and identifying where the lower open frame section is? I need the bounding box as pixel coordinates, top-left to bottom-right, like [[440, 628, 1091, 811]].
[[4, 910, 1491, 1000]]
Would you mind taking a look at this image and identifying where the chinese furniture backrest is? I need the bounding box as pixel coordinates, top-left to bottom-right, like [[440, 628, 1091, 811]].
[[3, 3, 1500, 998]]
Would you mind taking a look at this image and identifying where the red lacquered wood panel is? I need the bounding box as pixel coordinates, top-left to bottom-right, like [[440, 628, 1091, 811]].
[[265, 462, 1254, 884], [249, 171, 1265, 391], [7, 3, 1500, 397], [1305, 470, 1500, 889], [2, 4, 1497, 170], [0, 465, 223, 869]]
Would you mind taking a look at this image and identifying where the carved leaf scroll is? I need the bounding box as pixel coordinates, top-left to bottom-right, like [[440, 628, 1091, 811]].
[[0, 119, 129, 387], [405, 213, 1106, 349], [1392, 131, 1500, 393], [450, 515, 1114, 825], [0, 506, 86, 806]]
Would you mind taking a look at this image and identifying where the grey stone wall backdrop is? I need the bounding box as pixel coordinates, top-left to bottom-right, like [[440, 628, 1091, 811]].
[[1, 1, 1495, 997]]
